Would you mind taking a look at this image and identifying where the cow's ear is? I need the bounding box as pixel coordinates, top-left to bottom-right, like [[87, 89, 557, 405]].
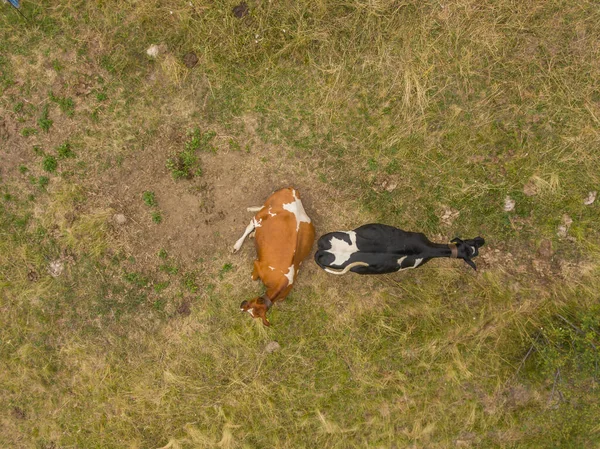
[[464, 259, 477, 270], [261, 316, 271, 326]]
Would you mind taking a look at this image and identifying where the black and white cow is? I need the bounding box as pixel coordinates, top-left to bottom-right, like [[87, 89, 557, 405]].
[[314, 224, 485, 275]]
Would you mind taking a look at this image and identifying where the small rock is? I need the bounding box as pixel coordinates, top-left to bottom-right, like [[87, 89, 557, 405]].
[[523, 179, 537, 197], [147, 44, 167, 59], [373, 175, 399, 193], [113, 214, 127, 225], [232, 2, 249, 18], [183, 52, 198, 68], [503, 196, 515, 212], [48, 260, 64, 278], [440, 206, 459, 226], [381, 179, 397, 192], [265, 341, 281, 354], [557, 214, 573, 238], [584, 191, 597, 206], [537, 239, 553, 260]]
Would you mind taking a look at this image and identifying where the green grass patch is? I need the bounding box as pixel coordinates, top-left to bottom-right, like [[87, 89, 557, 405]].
[[42, 155, 57, 173], [37, 104, 53, 132], [142, 191, 157, 208], [56, 142, 75, 159], [49, 91, 75, 117]]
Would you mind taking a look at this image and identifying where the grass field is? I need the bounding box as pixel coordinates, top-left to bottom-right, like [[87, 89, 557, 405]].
[[1, 1, 600, 447]]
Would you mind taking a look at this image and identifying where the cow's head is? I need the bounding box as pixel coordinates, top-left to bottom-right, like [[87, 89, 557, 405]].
[[451, 236, 485, 270], [240, 295, 273, 326]]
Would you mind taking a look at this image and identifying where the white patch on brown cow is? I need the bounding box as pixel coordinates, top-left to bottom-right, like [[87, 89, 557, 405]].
[[284, 264, 295, 285], [267, 207, 276, 217], [326, 231, 359, 266], [282, 196, 311, 231], [268, 266, 275, 271]]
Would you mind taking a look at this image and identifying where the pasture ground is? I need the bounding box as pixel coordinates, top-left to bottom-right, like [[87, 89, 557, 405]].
[[1, 1, 599, 448]]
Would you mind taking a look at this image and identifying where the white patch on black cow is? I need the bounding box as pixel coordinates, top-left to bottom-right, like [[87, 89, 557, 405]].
[[396, 256, 424, 271], [325, 231, 359, 266]]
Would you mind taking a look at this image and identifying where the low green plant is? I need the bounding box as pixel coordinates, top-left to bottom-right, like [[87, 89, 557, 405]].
[[42, 155, 58, 173], [159, 264, 178, 275], [219, 263, 233, 280], [142, 191, 157, 207], [186, 128, 217, 153], [153, 281, 169, 293], [21, 127, 37, 137], [165, 129, 216, 179], [123, 271, 150, 288], [57, 142, 75, 158], [166, 149, 202, 179], [228, 138, 241, 151], [151, 211, 162, 224], [38, 105, 53, 132], [49, 91, 75, 117], [37, 176, 49, 188], [182, 272, 198, 292]]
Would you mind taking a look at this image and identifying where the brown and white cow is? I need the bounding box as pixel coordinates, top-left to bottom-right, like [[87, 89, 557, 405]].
[[232, 187, 315, 326]]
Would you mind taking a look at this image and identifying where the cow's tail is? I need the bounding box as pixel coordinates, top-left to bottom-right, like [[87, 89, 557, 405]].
[[324, 261, 369, 275]]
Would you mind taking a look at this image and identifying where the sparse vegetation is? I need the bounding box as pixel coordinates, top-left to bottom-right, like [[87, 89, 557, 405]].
[[166, 147, 202, 179], [37, 104, 53, 132], [186, 127, 217, 153], [219, 262, 234, 280], [37, 176, 49, 188], [142, 191, 162, 224], [49, 90, 75, 117], [165, 128, 216, 179], [20, 127, 37, 137], [42, 155, 57, 173], [142, 190, 157, 208], [151, 210, 162, 223], [1, 1, 599, 448], [56, 142, 75, 158]]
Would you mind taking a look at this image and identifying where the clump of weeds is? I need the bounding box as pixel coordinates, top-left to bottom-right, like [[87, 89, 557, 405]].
[[142, 191, 162, 224]]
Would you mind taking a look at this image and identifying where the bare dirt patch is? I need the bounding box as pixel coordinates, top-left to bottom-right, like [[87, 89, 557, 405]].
[[92, 119, 389, 309]]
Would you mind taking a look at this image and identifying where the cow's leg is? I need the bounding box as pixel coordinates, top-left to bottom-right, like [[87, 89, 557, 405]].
[[247, 206, 262, 212], [232, 220, 255, 253]]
